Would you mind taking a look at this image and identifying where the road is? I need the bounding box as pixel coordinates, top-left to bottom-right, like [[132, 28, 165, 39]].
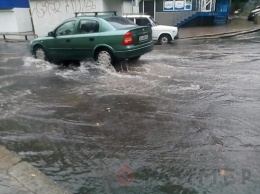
[[0, 32, 260, 194]]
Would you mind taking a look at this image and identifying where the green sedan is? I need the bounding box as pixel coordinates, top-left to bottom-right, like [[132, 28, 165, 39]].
[[29, 12, 154, 66]]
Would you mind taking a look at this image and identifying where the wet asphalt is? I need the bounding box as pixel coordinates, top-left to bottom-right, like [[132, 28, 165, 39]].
[[0, 32, 260, 194]]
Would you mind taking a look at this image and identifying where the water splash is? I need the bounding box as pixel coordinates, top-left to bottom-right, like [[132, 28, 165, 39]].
[[23, 57, 53, 71]]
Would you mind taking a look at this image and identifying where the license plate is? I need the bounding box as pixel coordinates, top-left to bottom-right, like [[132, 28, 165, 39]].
[[139, 34, 148, 41]]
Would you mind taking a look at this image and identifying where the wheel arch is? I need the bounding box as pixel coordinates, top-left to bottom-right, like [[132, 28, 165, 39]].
[[93, 45, 115, 59], [158, 33, 173, 41], [32, 43, 51, 61], [33, 44, 46, 54]]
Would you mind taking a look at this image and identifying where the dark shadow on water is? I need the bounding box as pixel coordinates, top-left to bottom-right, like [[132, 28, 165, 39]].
[[53, 58, 148, 74], [112, 59, 147, 73]]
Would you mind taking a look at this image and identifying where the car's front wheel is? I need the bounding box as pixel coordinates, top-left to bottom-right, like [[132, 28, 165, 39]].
[[159, 34, 171, 45], [95, 48, 114, 66], [34, 46, 48, 61]]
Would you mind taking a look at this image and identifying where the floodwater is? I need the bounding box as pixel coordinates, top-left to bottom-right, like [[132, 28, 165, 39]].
[[0, 32, 260, 194]]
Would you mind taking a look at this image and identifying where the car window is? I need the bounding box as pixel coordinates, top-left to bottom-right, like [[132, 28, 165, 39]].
[[104, 16, 136, 29], [149, 16, 158, 26], [136, 18, 151, 26], [78, 20, 99, 34], [127, 18, 135, 22], [55, 21, 76, 36]]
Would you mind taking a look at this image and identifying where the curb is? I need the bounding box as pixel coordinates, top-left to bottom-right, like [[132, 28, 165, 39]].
[[0, 33, 37, 42], [180, 27, 260, 40], [0, 39, 31, 43], [0, 146, 72, 194]]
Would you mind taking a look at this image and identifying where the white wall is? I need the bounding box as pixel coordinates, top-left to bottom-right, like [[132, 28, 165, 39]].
[[0, 8, 32, 33], [14, 8, 33, 32], [121, 0, 133, 14], [30, 0, 103, 37], [0, 10, 18, 32], [102, 0, 123, 15]]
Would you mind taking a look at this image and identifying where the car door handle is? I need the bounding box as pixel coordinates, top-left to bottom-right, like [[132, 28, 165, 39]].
[[66, 39, 70, 42], [89, 38, 94, 41]]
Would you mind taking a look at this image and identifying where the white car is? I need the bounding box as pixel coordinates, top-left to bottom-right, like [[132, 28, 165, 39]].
[[123, 14, 179, 45], [248, 5, 260, 21]]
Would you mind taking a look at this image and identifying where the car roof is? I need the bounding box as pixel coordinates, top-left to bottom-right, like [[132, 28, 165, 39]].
[[63, 15, 121, 22], [123, 14, 150, 18], [62, 11, 120, 20], [75, 11, 117, 16]]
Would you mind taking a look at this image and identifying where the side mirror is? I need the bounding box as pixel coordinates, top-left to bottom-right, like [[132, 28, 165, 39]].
[[48, 31, 55, 37]]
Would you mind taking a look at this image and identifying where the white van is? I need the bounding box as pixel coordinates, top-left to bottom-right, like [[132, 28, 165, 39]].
[[123, 14, 179, 45]]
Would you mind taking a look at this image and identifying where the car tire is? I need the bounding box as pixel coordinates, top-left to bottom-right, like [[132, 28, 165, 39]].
[[128, 55, 141, 61], [95, 48, 114, 66], [34, 46, 49, 61], [159, 34, 171, 45]]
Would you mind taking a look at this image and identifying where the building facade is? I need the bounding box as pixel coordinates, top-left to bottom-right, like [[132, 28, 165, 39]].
[[9, 0, 229, 36], [139, 0, 230, 27], [29, 0, 135, 36], [0, 0, 32, 33]]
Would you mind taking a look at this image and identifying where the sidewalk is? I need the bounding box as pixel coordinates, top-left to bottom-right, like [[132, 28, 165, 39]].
[[179, 17, 260, 39], [0, 146, 71, 194], [1, 18, 260, 42]]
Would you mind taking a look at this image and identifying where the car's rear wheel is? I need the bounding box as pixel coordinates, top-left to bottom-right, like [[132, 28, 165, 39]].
[[95, 48, 114, 66], [159, 34, 171, 45], [34, 46, 48, 61]]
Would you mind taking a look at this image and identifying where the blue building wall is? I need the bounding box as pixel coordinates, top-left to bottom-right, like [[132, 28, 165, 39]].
[[0, 0, 29, 9]]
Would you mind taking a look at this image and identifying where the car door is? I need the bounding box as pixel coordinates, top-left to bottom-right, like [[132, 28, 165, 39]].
[[135, 18, 156, 40], [47, 20, 77, 60], [71, 19, 100, 60]]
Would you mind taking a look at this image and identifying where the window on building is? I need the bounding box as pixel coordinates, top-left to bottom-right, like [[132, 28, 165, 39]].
[[55, 21, 76, 36], [78, 20, 99, 34]]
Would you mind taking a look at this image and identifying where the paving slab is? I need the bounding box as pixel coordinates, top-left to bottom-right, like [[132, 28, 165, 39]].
[[0, 146, 72, 194], [179, 17, 260, 39]]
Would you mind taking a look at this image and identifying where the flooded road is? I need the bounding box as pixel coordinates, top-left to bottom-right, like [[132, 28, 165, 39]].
[[1, 32, 260, 194]]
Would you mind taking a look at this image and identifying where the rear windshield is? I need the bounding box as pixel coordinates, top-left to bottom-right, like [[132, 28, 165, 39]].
[[104, 16, 136, 29]]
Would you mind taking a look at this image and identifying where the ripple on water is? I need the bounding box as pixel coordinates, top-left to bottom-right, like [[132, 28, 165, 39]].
[[0, 81, 15, 89], [2, 39, 260, 194]]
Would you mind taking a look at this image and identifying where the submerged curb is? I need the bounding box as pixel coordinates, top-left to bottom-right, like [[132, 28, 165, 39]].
[[0, 146, 72, 194]]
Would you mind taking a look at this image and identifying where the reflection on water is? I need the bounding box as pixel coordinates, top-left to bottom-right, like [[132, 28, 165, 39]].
[[0, 33, 260, 194]]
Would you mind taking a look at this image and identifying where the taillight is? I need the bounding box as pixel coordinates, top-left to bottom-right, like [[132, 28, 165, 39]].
[[123, 32, 133, 45]]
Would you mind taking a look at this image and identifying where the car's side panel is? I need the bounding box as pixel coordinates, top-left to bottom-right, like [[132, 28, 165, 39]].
[[49, 20, 79, 60], [71, 19, 102, 60], [151, 27, 162, 41], [93, 27, 153, 59], [70, 33, 100, 60], [46, 35, 75, 60]]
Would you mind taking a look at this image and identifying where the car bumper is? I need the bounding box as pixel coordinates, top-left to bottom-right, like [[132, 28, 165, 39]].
[[114, 41, 154, 59], [29, 44, 34, 55]]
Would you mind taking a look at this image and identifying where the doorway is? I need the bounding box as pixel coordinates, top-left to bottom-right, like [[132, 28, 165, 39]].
[[139, 0, 155, 17]]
